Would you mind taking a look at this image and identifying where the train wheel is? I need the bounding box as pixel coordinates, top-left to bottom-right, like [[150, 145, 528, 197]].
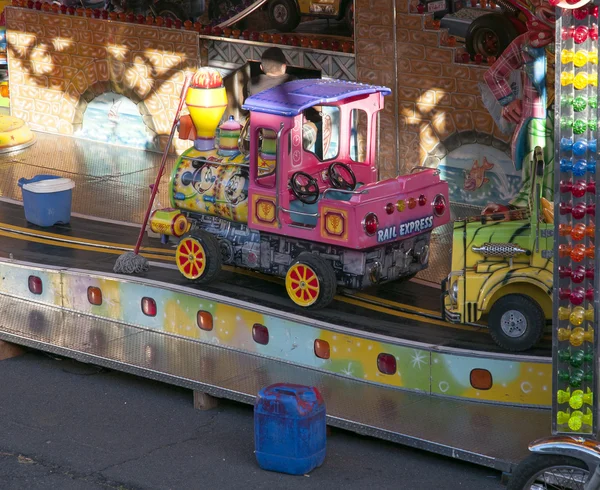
[[285, 253, 336, 309], [176, 232, 222, 284], [488, 294, 544, 352]]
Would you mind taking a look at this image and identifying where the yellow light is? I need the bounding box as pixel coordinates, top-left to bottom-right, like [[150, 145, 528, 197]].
[[396, 200, 406, 212]]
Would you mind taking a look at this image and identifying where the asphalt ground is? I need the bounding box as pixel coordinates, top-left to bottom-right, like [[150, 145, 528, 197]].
[[0, 350, 505, 490]]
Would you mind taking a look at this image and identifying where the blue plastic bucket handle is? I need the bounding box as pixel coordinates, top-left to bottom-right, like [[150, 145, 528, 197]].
[[18, 175, 62, 188]]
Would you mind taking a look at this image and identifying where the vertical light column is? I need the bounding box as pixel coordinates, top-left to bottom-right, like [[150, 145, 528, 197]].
[[554, 1, 599, 436]]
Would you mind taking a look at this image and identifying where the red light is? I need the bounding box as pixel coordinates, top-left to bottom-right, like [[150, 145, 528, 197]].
[[28, 275, 42, 295], [433, 194, 446, 216], [377, 353, 397, 375], [407, 197, 417, 209], [363, 213, 379, 236], [470, 369, 493, 390], [87, 286, 102, 306], [141, 297, 157, 317], [418, 194, 427, 206], [385, 203, 394, 215], [314, 339, 330, 359], [252, 323, 269, 345], [197, 310, 213, 331]]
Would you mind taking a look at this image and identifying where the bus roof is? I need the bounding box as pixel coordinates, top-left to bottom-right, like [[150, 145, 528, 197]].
[[242, 79, 391, 117]]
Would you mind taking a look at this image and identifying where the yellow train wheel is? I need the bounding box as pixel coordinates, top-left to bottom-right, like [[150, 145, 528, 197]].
[[286, 263, 320, 307], [285, 253, 337, 309], [176, 236, 207, 280]]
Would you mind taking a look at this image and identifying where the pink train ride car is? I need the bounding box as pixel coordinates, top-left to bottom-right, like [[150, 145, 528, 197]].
[[158, 78, 450, 309]]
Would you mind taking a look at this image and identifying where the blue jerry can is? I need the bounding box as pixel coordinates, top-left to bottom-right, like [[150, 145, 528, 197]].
[[254, 383, 326, 475]]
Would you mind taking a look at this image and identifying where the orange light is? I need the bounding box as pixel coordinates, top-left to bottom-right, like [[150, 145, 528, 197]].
[[559, 224, 572, 237], [197, 310, 213, 331], [87, 286, 102, 306], [470, 368, 493, 390], [314, 339, 331, 359], [407, 197, 417, 209], [396, 200, 406, 212]]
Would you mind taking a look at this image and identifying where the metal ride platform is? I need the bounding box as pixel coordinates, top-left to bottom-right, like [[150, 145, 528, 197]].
[[0, 132, 553, 473]]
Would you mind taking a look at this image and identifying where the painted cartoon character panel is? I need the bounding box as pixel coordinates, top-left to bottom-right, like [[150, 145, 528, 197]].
[[171, 151, 250, 223]]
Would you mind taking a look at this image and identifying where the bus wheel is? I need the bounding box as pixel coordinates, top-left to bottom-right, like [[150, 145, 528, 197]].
[[488, 294, 544, 352], [176, 232, 222, 284], [285, 253, 336, 309]]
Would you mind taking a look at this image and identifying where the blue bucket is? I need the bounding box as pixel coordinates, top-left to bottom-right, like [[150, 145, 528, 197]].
[[18, 175, 75, 227], [254, 383, 326, 475]]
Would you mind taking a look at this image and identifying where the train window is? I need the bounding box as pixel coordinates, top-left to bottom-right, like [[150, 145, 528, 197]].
[[255, 127, 277, 189], [350, 109, 368, 163], [302, 106, 340, 161]]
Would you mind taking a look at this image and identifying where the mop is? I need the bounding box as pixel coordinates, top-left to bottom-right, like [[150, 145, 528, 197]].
[[113, 75, 191, 275]]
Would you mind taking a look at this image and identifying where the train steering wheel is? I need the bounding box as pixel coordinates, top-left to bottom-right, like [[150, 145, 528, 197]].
[[328, 162, 357, 191], [290, 171, 320, 205]]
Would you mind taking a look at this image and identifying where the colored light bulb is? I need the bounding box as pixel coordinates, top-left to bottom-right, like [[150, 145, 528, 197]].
[[574, 25, 589, 44], [585, 308, 595, 322], [569, 411, 584, 431], [588, 160, 597, 173], [573, 160, 587, 176], [561, 137, 574, 151], [562, 49, 575, 64], [592, 26, 599, 41], [573, 139, 587, 155], [587, 203, 595, 216], [590, 95, 599, 108], [571, 223, 586, 240], [571, 244, 586, 262], [587, 181, 596, 194], [562, 71, 575, 86], [590, 49, 599, 64], [559, 202, 572, 215], [570, 306, 585, 326], [586, 224, 595, 238], [559, 244, 572, 258], [558, 327, 573, 342], [587, 247, 595, 260], [590, 119, 598, 131], [573, 96, 587, 111], [569, 389, 593, 409], [558, 306, 572, 320], [561, 159, 573, 173], [587, 267, 595, 280], [574, 50, 588, 67], [574, 119, 588, 134], [559, 224, 573, 236], [572, 203, 587, 219], [572, 180, 587, 197], [559, 266, 573, 278], [561, 180, 573, 193], [562, 26, 575, 40], [571, 266, 586, 283], [570, 350, 585, 368], [557, 410, 571, 425], [590, 139, 598, 153], [558, 387, 571, 404], [570, 287, 585, 306], [563, 95, 575, 107], [591, 74, 598, 87], [559, 287, 572, 300], [562, 117, 574, 129]]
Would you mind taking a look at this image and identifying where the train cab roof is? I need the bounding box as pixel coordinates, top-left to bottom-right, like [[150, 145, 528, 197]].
[[242, 79, 391, 117]]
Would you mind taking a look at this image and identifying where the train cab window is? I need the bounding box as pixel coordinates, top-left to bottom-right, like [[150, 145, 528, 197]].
[[350, 109, 368, 163], [255, 127, 277, 189], [302, 106, 340, 161]]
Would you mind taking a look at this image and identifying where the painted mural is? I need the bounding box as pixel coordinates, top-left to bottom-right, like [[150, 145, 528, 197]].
[[439, 144, 521, 208], [75, 93, 159, 151], [0, 259, 552, 407]]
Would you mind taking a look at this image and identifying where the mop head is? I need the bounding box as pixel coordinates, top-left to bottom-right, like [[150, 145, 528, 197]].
[[113, 252, 149, 274]]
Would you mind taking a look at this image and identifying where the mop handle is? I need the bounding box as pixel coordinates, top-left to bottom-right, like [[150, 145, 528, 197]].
[[133, 74, 191, 255]]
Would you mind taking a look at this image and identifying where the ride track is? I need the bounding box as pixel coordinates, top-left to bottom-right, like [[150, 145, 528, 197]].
[[0, 198, 554, 473]]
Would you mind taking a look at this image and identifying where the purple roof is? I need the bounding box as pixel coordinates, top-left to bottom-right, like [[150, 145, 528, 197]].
[[242, 79, 391, 116]]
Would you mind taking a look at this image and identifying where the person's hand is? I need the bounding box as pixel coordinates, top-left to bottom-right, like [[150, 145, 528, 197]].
[[502, 99, 522, 124]]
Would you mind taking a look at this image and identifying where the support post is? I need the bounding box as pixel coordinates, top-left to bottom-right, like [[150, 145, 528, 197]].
[[193, 390, 219, 410], [0, 340, 24, 360]]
